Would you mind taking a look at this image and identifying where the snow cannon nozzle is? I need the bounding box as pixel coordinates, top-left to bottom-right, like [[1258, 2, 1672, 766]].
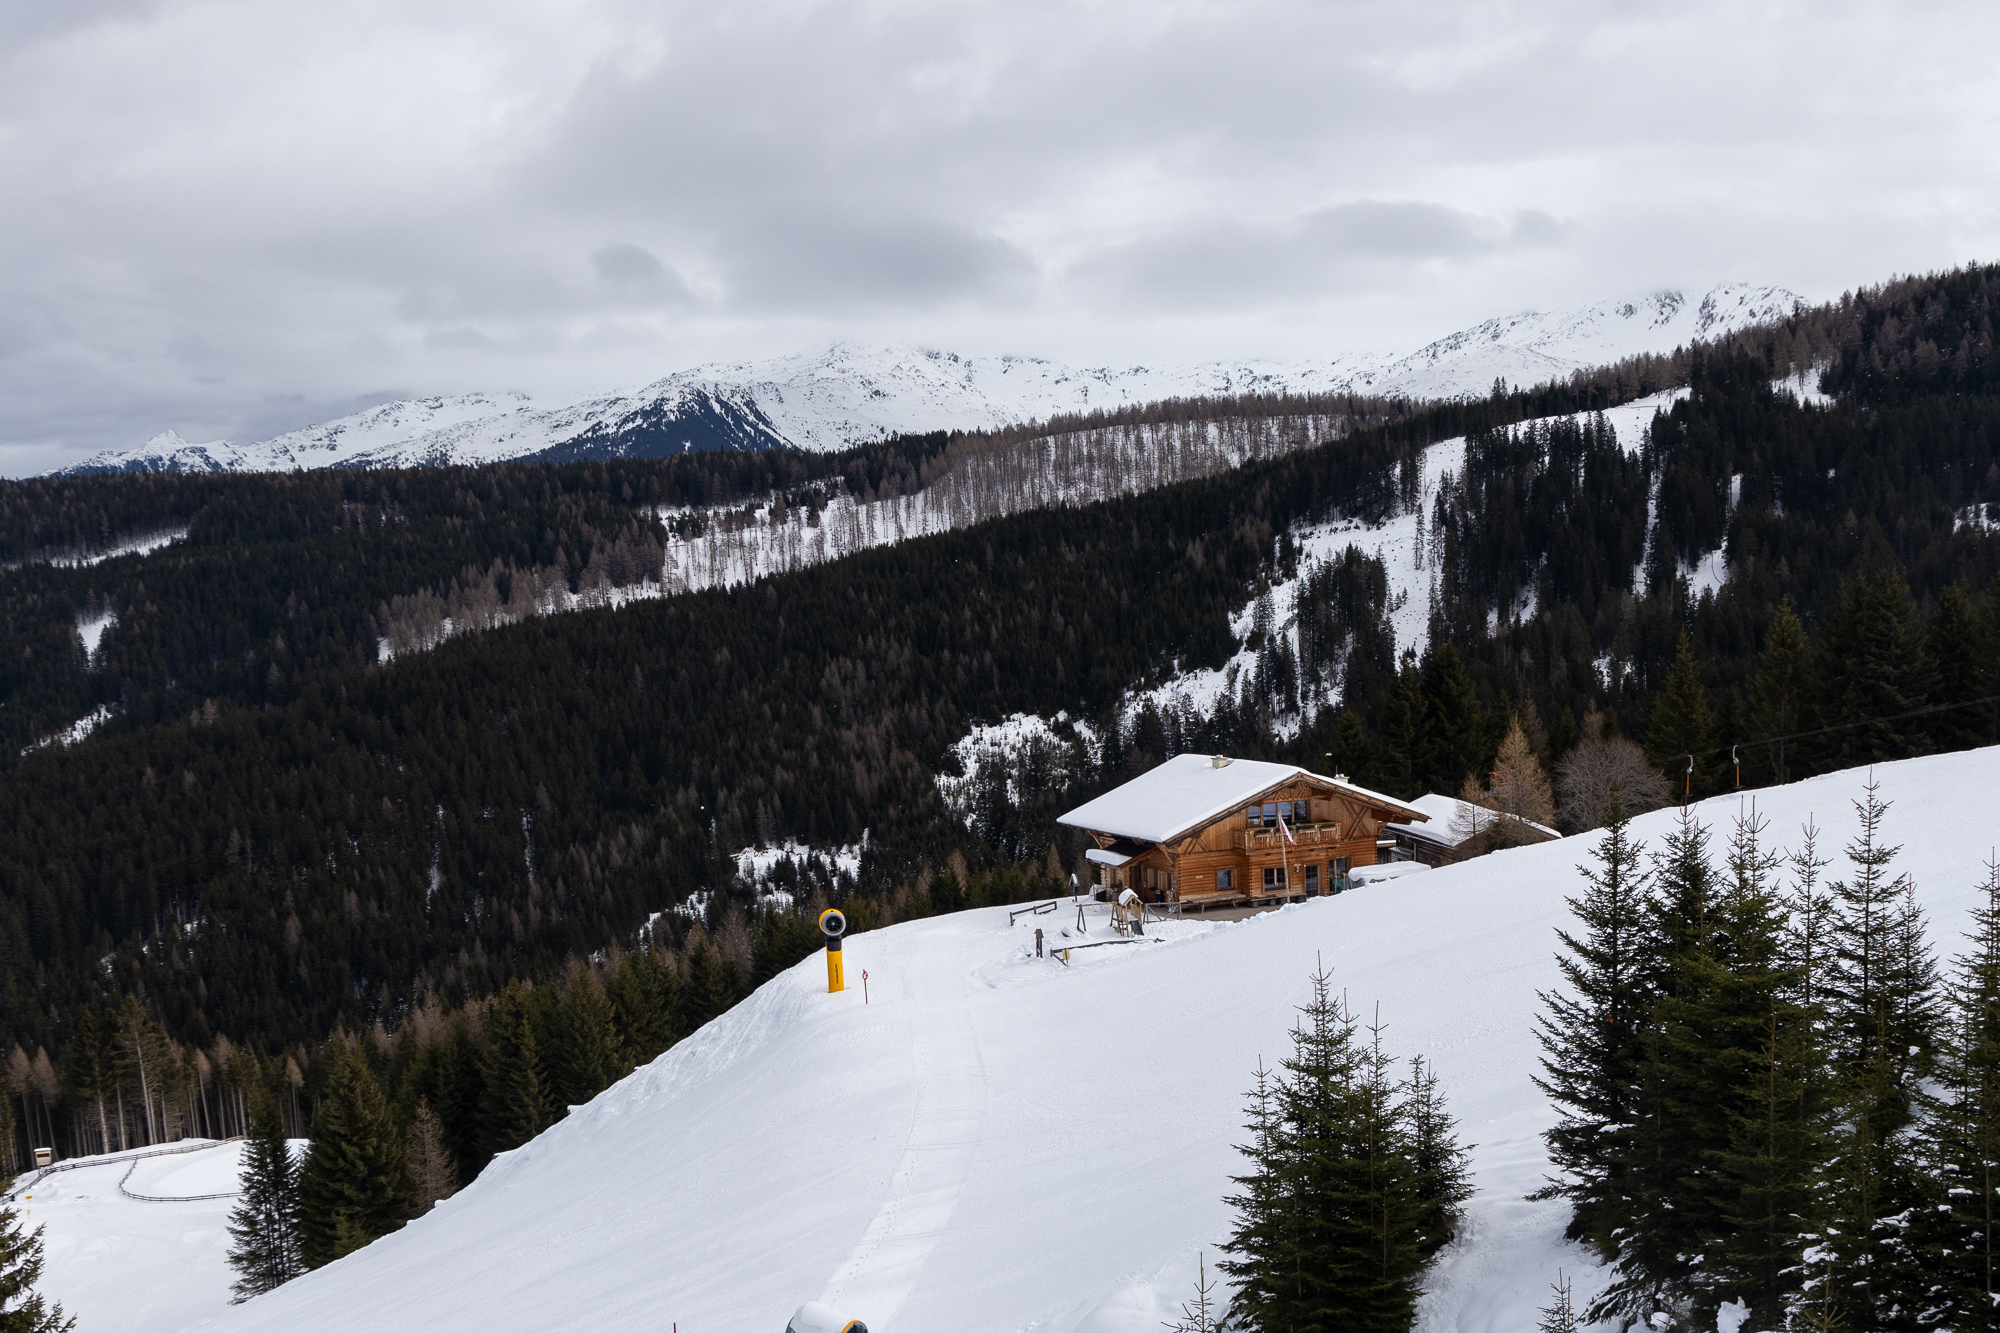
[[819, 909, 847, 993]]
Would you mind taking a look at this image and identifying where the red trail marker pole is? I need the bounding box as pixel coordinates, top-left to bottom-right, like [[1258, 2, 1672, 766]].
[[862, 969, 870, 1003]]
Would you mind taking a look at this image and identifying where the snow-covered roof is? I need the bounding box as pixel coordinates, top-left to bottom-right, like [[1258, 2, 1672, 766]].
[[1057, 753, 1427, 845], [1084, 848, 1135, 868], [1398, 792, 1559, 847]]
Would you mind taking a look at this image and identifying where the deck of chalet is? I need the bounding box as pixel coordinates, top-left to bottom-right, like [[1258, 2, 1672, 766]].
[[1056, 753, 1429, 912]]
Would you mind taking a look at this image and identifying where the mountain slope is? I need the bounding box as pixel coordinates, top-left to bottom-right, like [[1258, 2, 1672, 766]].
[[55, 283, 1801, 475], [150, 746, 2000, 1333]]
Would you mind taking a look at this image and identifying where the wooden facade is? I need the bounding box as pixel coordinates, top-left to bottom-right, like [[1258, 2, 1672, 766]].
[[1064, 760, 1427, 913]]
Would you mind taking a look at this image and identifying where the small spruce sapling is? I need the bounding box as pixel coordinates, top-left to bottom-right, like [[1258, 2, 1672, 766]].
[[1162, 1251, 1219, 1333], [1537, 1269, 1577, 1333]]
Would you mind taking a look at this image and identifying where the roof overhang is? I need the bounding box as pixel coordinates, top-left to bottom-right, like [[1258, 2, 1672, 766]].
[[1084, 848, 1135, 867], [1056, 754, 1430, 846]]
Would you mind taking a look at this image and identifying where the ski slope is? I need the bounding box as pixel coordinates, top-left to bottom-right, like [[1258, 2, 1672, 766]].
[[87, 747, 1986, 1333], [9, 1139, 288, 1333]]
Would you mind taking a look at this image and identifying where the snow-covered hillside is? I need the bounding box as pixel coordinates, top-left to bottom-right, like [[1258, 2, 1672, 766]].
[[23, 748, 1965, 1333], [57, 283, 1801, 476], [11, 1138, 304, 1333]]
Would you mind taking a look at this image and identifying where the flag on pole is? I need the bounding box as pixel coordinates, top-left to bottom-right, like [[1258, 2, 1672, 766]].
[[1277, 813, 1296, 844]]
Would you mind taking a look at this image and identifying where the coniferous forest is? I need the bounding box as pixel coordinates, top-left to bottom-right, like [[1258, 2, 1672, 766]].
[[3, 266, 1999, 1309]]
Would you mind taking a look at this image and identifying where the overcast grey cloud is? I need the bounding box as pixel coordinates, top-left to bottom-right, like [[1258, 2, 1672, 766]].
[[3, 0, 1998, 472]]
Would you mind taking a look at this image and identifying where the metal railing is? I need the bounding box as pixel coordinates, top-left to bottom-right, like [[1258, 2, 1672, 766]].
[[5, 1137, 242, 1200], [1008, 899, 1061, 925]]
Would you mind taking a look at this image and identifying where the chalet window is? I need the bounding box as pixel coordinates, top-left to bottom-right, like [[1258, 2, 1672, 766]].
[[1332, 857, 1350, 892], [1263, 866, 1286, 888], [1292, 800, 1309, 824], [1246, 805, 1263, 827], [1217, 869, 1233, 890], [1262, 802, 1279, 825], [1304, 864, 1319, 894]]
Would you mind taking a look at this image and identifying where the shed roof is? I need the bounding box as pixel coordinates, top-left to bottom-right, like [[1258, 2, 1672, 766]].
[[1056, 753, 1427, 845], [1398, 792, 1560, 847]]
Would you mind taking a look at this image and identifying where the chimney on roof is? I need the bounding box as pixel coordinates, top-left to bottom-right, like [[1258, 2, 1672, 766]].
[[1334, 772, 1349, 783], [1210, 755, 1232, 768]]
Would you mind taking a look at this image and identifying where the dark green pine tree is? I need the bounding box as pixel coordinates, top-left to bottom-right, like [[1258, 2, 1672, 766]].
[[1402, 1055, 1473, 1262], [295, 1048, 412, 1269], [1221, 965, 1440, 1332], [1374, 651, 1431, 800], [225, 1091, 302, 1301], [684, 939, 740, 1031], [1219, 1060, 1292, 1331], [1419, 642, 1488, 795], [607, 947, 683, 1070], [1703, 811, 1815, 1327], [0, 1170, 73, 1332], [1592, 807, 1720, 1324], [554, 966, 622, 1109], [1914, 855, 2000, 1321], [1815, 568, 1933, 769], [1925, 580, 1996, 752], [1750, 597, 1814, 785], [1644, 629, 1719, 798], [1329, 710, 1377, 792], [1534, 806, 1655, 1254], [423, 1016, 487, 1178], [1817, 778, 1940, 1330], [480, 984, 558, 1159]]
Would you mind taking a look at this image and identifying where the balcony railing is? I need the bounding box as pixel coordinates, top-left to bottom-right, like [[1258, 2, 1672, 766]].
[[1238, 823, 1342, 851]]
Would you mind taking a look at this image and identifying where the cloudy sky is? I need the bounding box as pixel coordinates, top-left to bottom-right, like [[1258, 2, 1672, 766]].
[[3, 0, 1997, 474]]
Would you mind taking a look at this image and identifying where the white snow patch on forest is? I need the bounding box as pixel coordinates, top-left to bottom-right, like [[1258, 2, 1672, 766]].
[[733, 841, 866, 907], [76, 607, 117, 661], [27, 526, 189, 568], [938, 713, 1098, 821], [20, 705, 113, 757], [99, 746, 1999, 1333]]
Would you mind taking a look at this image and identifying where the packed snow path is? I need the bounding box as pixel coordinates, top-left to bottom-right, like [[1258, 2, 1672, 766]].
[[822, 914, 989, 1322], [172, 748, 2000, 1333]]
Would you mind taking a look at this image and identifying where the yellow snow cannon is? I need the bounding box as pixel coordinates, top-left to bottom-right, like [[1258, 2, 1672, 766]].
[[787, 1300, 868, 1333], [819, 908, 847, 993]]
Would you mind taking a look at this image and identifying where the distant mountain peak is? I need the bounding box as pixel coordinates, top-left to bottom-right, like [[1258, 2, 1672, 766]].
[[53, 281, 1805, 477]]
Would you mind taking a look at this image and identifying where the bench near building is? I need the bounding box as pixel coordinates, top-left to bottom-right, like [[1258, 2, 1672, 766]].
[[1056, 753, 1429, 912]]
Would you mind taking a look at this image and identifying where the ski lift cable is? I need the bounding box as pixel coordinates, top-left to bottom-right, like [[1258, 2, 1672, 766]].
[[1675, 691, 2000, 762]]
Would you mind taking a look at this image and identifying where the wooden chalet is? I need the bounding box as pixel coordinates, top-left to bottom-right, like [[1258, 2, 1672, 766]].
[[1057, 753, 1430, 912]]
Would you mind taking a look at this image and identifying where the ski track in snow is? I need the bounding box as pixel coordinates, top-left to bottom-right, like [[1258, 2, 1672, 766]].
[[821, 916, 989, 1323]]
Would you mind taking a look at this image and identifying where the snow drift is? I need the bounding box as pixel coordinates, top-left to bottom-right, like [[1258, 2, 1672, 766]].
[[153, 746, 2000, 1333]]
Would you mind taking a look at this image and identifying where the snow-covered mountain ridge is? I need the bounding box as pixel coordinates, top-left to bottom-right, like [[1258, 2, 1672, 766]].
[[57, 283, 1802, 476]]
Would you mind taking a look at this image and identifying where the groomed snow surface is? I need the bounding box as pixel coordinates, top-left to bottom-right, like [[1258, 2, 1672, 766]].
[[14, 746, 1964, 1333], [12, 1139, 303, 1333]]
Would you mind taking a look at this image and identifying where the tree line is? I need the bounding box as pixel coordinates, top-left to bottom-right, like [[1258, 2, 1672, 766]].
[[1538, 780, 2000, 1328]]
